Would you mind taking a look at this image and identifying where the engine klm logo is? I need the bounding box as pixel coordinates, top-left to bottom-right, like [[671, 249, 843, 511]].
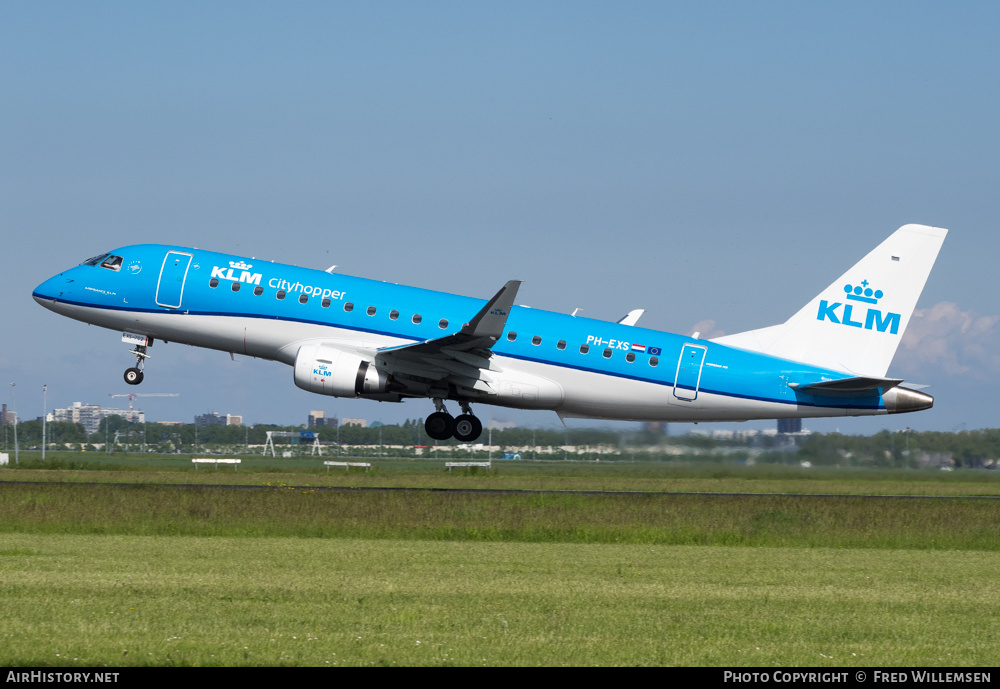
[[817, 280, 900, 334]]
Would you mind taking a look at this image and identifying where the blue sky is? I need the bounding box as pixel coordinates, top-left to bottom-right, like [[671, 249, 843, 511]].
[[2, 1, 998, 434]]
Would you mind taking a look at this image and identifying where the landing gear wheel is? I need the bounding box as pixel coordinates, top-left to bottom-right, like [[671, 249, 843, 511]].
[[425, 412, 455, 440], [124, 367, 144, 386], [453, 414, 483, 442]]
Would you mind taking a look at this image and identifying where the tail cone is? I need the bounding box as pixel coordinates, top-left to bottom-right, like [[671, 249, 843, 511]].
[[883, 386, 934, 414]]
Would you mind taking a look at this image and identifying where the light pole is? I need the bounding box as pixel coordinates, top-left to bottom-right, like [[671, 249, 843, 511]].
[[42, 384, 47, 461], [9, 383, 18, 465]]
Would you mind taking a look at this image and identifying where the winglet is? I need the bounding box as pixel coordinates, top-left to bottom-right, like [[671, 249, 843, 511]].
[[460, 280, 521, 341], [617, 309, 645, 326]]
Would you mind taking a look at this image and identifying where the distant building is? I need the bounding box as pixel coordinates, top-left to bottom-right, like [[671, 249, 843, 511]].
[[49, 402, 142, 434], [1, 404, 15, 427], [194, 412, 225, 427], [195, 412, 242, 427], [777, 418, 803, 434], [308, 410, 338, 428], [642, 422, 668, 435], [488, 420, 516, 431], [341, 418, 367, 428]]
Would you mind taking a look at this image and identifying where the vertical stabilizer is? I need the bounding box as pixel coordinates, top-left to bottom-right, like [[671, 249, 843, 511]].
[[712, 224, 947, 376]]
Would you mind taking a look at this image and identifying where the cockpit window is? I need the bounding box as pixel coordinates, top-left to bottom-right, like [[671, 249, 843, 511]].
[[82, 253, 110, 266], [100, 255, 123, 271]]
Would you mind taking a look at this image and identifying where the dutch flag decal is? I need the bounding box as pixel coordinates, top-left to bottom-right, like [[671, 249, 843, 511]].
[[631, 343, 646, 353]]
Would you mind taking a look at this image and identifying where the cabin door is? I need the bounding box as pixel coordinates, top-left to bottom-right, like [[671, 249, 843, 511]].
[[673, 344, 707, 401], [155, 251, 193, 309]]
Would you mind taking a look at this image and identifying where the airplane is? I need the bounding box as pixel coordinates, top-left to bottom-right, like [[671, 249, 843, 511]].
[[32, 223, 946, 442]]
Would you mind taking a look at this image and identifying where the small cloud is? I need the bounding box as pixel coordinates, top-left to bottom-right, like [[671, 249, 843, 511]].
[[897, 302, 1000, 376], [688, 319, 726, 340]]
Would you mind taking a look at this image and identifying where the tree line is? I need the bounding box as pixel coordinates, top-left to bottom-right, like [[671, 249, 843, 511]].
[[3, 418, 999, 468]]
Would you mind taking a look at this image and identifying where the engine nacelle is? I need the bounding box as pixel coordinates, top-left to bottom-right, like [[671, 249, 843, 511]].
[[293, 343, 391, 398]]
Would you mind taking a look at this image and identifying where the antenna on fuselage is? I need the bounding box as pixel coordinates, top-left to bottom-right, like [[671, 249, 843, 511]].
[[325, 265, 338, 273]]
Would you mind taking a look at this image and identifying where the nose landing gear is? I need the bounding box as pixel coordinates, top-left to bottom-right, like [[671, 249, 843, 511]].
[[424, 399, 483, 442], [124, 341, 151, 386]]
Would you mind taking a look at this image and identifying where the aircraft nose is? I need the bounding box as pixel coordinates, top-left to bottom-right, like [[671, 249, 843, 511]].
[[32, 273, 73, 305]]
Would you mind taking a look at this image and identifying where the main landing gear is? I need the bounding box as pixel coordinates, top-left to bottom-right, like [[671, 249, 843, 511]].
[[124, 342, 151, 386], [424, 399, 483, 442]]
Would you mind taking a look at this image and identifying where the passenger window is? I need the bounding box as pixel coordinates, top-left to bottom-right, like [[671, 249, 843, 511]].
[[389, 310, 399, 320], [412, 314, 422, 324], [209, 278, 219, 288], [254, 286, 263, 296], [344, 302, 354, 312], [626, 352, 636, 363], [580, 344, 589, 354], [321, 298, 331, 308], [507, 332, 517, 341], [100, 255, 123, 271], [649, 357, 658, 367], [557, 340, 566, 350], [439, 319, 449, 329], [367, 306, 377, 316], [603, 348, 612, 358], [299, 294, 308, 304], [532, 336, 542, 346], [231, 282, 240, 292], [276, 290, 286, 300]]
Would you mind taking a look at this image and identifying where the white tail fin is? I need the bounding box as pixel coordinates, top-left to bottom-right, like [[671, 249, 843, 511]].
[[712, 224, 947, 377]]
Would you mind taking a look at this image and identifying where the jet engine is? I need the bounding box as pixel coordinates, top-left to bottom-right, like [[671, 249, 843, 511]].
[[293, 343, 398, 399]]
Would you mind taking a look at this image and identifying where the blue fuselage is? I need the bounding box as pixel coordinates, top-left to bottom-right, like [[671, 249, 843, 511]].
[[33, 244, 896, 422]]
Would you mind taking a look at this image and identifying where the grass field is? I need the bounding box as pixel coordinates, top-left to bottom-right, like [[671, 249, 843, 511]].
[[1, 535, 997, 666], [1, 455, 998, 666], [1, 482, 999, 550]]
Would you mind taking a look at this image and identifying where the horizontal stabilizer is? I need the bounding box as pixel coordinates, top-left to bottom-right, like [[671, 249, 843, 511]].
[[790, 376, 903, 397]]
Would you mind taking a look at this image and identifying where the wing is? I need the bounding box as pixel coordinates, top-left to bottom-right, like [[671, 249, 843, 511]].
[[373, 280, 521, 396]]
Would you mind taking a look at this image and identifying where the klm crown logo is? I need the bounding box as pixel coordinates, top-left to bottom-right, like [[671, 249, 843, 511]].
[[229, 260, 252, 271], [845, 280, 883, 304], [816, 279, 900, 334]]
